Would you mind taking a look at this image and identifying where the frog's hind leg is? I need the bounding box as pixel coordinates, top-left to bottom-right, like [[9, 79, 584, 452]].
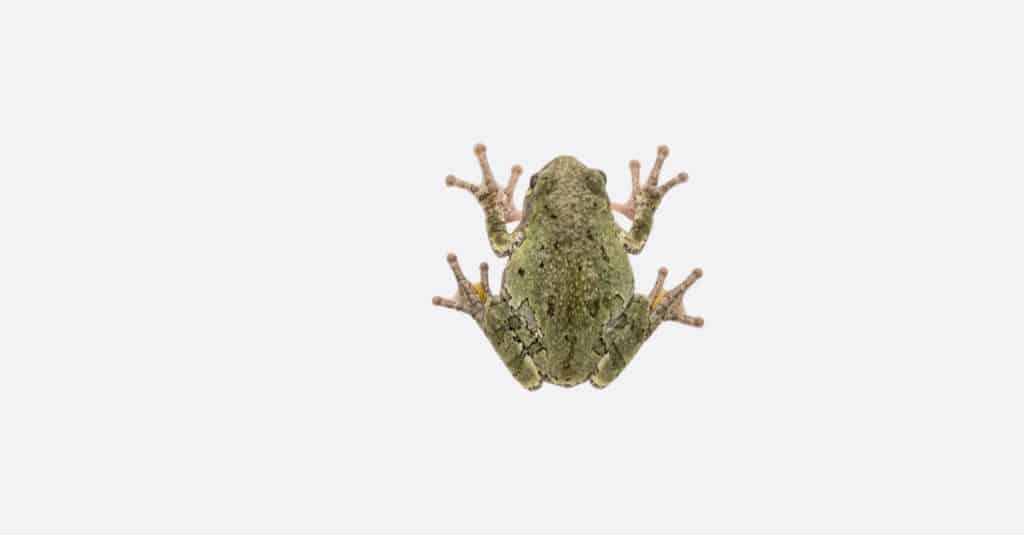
[[591, 266, 703, 388], [480, 298, 545, 391], [432, 253, 543, 391]]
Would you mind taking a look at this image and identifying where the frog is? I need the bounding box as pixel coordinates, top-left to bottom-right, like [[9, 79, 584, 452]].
[[432, 144, 703, 390]]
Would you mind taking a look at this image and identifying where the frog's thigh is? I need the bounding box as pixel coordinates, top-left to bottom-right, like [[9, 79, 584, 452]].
[[591, 296, 652, 388], [482, 299, 543, 391]]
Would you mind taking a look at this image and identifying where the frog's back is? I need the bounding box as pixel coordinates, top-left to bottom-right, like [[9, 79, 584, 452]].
[[502, 156, 634, 386]]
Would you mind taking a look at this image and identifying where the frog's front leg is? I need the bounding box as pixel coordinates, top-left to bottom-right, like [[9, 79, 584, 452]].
[[611, 145, 690, 254], [445, 144, 524, 257], [591, 266, 703, 388], [432, 253, 543, 390]]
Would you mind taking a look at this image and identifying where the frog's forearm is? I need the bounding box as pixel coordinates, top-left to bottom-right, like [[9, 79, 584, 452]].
[[445, 143, 524, 257], [613, 145, 688, 255], [619, 193, 661, 254], [483, 204, 521, 257]]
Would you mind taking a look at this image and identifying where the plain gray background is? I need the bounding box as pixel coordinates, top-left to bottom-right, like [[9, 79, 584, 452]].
[[2, 1, 1022, 533]]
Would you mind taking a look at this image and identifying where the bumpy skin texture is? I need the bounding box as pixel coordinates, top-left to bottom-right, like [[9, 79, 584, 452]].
[[434, 145, 702, 390]]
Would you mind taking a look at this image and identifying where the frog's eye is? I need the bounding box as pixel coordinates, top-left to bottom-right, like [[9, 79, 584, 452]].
[[597, 170, 607, 185], [529, 174, 539, 189]]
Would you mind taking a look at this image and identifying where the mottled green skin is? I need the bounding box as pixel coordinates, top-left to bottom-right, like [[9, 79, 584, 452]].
[[463, 155, 668, 389], [501, 156, 632, 386]]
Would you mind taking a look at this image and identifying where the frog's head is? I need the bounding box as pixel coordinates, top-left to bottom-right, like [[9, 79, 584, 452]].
[[523, 155, 610, 227]]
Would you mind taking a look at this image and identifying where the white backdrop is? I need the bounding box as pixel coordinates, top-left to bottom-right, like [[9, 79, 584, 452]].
[[2, 1, 1022, 533]]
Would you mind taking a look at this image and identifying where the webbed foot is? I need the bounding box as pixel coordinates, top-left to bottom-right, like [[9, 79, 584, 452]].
[[445, 143, 523, 223], [648, 266, 704, 327], [444, 144, 525, 256], [432, 253, 491, 323], [611, 145, 689, 221]]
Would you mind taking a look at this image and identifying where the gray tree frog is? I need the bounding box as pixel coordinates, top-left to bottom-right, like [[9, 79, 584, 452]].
[[433, 144, 703, 390]]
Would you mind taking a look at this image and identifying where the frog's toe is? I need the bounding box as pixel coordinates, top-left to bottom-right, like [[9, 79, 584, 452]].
[[610, 159, 641, 220], [657, 171, 688, 195]]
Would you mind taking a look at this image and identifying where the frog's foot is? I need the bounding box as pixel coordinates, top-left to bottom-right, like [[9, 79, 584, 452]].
[[445, 143, 523, 223], [648, 266, 704, 327], [432, 253, 491, 323], [610, 145, 688, 221]]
